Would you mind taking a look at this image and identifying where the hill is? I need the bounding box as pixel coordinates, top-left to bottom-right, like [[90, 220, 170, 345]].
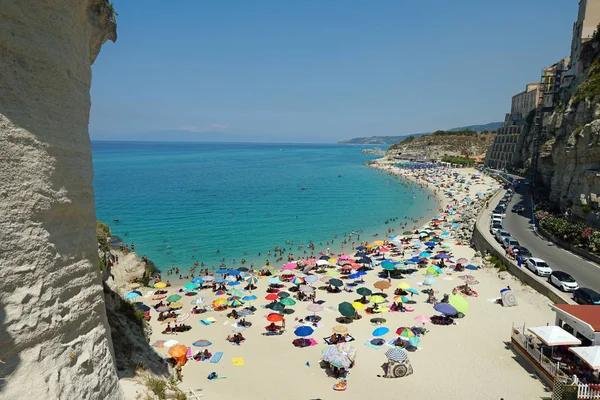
[[338, 122, 501, 145]]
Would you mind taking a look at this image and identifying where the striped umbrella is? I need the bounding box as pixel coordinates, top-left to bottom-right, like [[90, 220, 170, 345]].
[[245, 275, 259, 285], [385, 347, 408, 362], [175, 313, 190, 323], [396, 327, 417, 338], [291, 276, 304, 285]]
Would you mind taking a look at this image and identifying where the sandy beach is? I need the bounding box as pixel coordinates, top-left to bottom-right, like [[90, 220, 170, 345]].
[[121, 165, 556, 400]]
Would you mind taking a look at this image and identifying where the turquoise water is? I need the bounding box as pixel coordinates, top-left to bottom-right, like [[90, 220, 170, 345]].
[[92, 142, 436, 276]]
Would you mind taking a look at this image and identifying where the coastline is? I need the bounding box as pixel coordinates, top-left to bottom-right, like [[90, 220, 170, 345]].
[[121, 163, 554, 400]]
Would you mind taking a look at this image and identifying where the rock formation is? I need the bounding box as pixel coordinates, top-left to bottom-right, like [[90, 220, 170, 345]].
[[0, 1, 121, 399], [386, 132, 495, 161]]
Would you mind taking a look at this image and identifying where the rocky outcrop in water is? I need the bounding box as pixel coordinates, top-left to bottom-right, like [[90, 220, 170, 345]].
[[0, 1, 120, 399]]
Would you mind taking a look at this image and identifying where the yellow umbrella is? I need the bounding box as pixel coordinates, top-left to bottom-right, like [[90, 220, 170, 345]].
[[375, 306, 389, 313], [129, 283, 141, 289], [365, 243, 374, 249], [352, 301, 365, 310], [449, 295, 469, 313], [332, 325, 349, 335], [369, 295, 386, 304], [373, 240, 384, 246], [396, 282, 411, 290], [212, 298, 227, 307], [328, 258, 338, 264], [154, 282, 167, 289], [170, 302, 183, 309]]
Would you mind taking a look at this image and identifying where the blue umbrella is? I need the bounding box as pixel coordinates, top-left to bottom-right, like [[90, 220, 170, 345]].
[[424, 241, 436, 247], [419, 232, 428, 237], [419, 252, 431, 258], [357, 271, 367, 276], [433, 303, 458, 316], [465, 264, 478, 271], [451, 223, 459, 227], [372, 326, 390, 337], [215, 278, 226, 283], [192, 277, 204, 284], [440, 232, 450, 238], [125, 291, 141, 299], [354, 252, 367, 257], [434, 254, 451, 259], [242, 295, 257, 301], [409, 257, 422, 262], [355, 246, 366, 251], [388, 235, 396, 239], [216, 269, 228, 275], [268, 277, 281, 285], [229, 269, 240, 275], [407, 288, 419, 295], [294, 326, 314, 337], [431, 265, 443, 274], [348, 273, 360, 279], [404, 260, 416, 265], [227, 281, 240, 286], [409, 337, 421, 347]]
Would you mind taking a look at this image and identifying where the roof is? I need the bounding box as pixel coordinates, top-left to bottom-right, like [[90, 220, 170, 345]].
[[553, 304, 600, 332], [528, 325, 581, 346], [569, 346, 600, 370]]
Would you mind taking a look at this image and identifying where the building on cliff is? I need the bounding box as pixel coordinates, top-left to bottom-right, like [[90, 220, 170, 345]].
[[569, 0, 600, 80]]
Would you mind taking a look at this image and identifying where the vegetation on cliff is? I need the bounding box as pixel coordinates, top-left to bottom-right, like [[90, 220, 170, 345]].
[[387, 131, 495, 159], [572, 59, 600, 105], [537, 213, 600, 254]]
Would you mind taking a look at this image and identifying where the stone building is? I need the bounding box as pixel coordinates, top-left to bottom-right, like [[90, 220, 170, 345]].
[[484, 121, 522, 170], [511, 83, 541, 121], [569, 0, 600, 79]]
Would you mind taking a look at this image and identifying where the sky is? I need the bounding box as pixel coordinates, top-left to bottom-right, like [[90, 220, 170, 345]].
[[90, 0, 576, 143]]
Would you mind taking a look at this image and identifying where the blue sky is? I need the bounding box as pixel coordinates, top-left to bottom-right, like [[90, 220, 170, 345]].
[[90, 0, 575, 143]]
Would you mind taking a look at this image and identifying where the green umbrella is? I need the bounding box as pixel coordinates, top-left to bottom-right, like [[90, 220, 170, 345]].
[[270, 302, 285, 312], [280, 297, 296, 306], [338, 301, 355, 317], [184, 283, 198, 291], [357, 287, 372, 296], [329, 278, 343, 287], [166, 294, 182, 303], [382, 263, 395, 271], [277, 292, 290, 298], [402, 231, 413, 236], [228, 289, 244, 297], [327, 270, 340, 277], [369, 295, 386, 304], [449, 295, 469, 313]]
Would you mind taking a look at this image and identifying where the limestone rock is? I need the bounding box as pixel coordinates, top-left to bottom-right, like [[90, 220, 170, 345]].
[[0, 1, 121, 399]]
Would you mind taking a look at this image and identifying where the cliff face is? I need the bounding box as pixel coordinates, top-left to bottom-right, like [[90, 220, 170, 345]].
[[386, 133, 495, 160], [0, 1, 121, 399]]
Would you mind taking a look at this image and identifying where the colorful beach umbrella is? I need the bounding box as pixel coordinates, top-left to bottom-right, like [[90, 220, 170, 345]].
[[166, 294, 182, 303], [192, 339, 212, 347], [184, 283, 198, 292], [332, 325, 348, 335], [153, 282, 167, 289], [372, 326, 390, 337], [245, 275, 259, 285], [396, 282, 411, 290], [396, 327, 417, 338]]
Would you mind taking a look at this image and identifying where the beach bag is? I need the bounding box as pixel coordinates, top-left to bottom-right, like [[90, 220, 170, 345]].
[[384, 359, 414, 379], [207, 372, 218, 380]]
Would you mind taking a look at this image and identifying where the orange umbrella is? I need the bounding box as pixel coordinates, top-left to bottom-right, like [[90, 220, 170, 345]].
[[267, 313, 283, 322], [168, 344, 188, 359], [373, 280, 391, 290]]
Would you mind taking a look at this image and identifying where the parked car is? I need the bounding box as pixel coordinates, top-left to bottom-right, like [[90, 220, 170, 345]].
[[548, 271, 579, 292], [490, 222, 503, 235], [573, 288, 600, 305], [495, 229, 511, 243], [512, 204, 525, 213], [512, 246, 532, 259], [502, 236, 520, 249], [526, 257, 553, 277], [498, 201, 507, 210]]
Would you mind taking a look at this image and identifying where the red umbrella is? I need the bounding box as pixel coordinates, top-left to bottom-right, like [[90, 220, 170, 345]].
[[341, 265, 353, 270], [351, 264, 362, 270], [379, 247, 390, 253], [267, 313, 283, 322], [265, 293, 278, 301]]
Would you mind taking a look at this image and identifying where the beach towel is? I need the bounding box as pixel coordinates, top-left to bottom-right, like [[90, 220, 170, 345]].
[[262, 330, 284, 336], [487, 298, 501, 304], [201, 317, 217, 325], [210, 352, 223, 364], [232, 357, 245, 366], [324, 335, 355, 345], [364, 341, 383, 350]]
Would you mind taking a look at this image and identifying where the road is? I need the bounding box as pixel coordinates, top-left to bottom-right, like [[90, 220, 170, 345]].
[[501, 185, 600, 294]]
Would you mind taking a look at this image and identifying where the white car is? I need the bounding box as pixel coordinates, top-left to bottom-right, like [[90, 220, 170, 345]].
[[502, 236, 520, 249], [495, 229, 511, 243], [548, 271, 579, 292], [526, 258, 553, 277], [490, 222, 503, 235]]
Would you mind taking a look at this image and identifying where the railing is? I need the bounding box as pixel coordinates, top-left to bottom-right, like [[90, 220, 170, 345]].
[[577, 384, 600, 399], [511, 327, 565, 379]]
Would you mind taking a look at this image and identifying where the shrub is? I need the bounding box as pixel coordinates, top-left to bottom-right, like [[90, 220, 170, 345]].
[[145, 377, 167, 400], [572, 59, 600, 105]]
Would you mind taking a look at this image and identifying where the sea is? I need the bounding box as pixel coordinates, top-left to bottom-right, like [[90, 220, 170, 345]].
[[92, 141, 437, 279]]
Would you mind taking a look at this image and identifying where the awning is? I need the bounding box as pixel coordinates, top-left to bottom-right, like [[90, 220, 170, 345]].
[[569, 346, 600, 370], [527, 325, 582, 346]]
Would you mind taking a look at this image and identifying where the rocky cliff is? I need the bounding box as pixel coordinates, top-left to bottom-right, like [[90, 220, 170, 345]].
[[386, 132, 495, 160], [0, 1, 121, 399], [517, 40, 600, 226]]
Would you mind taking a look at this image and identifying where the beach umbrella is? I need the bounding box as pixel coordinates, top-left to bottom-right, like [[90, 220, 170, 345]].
[[407, 288, 419, 295], [227, 281, 240, 286], [277, 292, 290, 299], [212, 298, 227, 307], [402, 231, 413, 236], [290, 276, 304, 285], [373, 281, 391, 290], [352, 301, 365, 310], [423, 275, 436, 286], [381, 263, 395, 271], [372, 326, 390, 337], [228, 288, 245, 297], [355, 245, 367, 250], [282, 262, 297, 271], [396, 282, 411, 290], [424, 241, 436, 247], [166, 294, 182, 303], [426, 266, 440, 277], [267, 313, 283, 322], [316, 259, 329, 266], [175, 313, 190, 323], [168, 344, 188, 359], [449, 295, 469, 313], [245, 275, 259, 285], [184, 283, 198, 292], [329, 278, 343, 287], [338, 302, 355, 318], [294, 326, 314, 337], [228, 269, 240, 275], [357, 287, 372, 296], [216, 269, 228, 275], [201, 275, 214, 281], [434, 254, 451, 259], [419, 252, 432, 258], [135, 302, 150, 312], [215, 290, 226, 295], [419, 232, 428, 237], [465, 264, 478, 271], [265, 293, 278, 301], [433, 303, 458, 316], [163, 339, 179, 348], [280, 297, 296, 306], [414, 315, 431, 324], [238, 267, 249, 272], [456, 258, 469, 265], [242, 295, 257, 302], [192, 277, 204, 284], [156, 306, 171, 313], [378, 247, 390, 253], [394, 296, 409, 303], [153, 282, 167, 289], [191, 297, 206, 305], [300, 285, 315, 293], [215, 278, 226, 284], [268, 277, 281, 285], [322, 346, 352, 369], [125, 291, 141, 300], [327, 270, 340, 277], [332, 325, 349, 335], [328, 258, 338, 264], [192, 339, 212, 347], [306, 303, 323, 313], [348, 273, 360, 279], [227, 297, 244, 307], [271, 302, 285, 312], [396, 327, 417, 338], [304, 275, 318, 283], [385, 347, 408, 362], [129, 283, 141, 289], [369, 295, 386, 304]]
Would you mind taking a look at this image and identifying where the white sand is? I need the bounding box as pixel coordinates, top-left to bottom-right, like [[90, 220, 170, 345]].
[[123, 167, 555, 399]]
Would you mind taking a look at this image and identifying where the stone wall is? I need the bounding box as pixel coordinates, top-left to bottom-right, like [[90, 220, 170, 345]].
[[0, 1, 122, 399]]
